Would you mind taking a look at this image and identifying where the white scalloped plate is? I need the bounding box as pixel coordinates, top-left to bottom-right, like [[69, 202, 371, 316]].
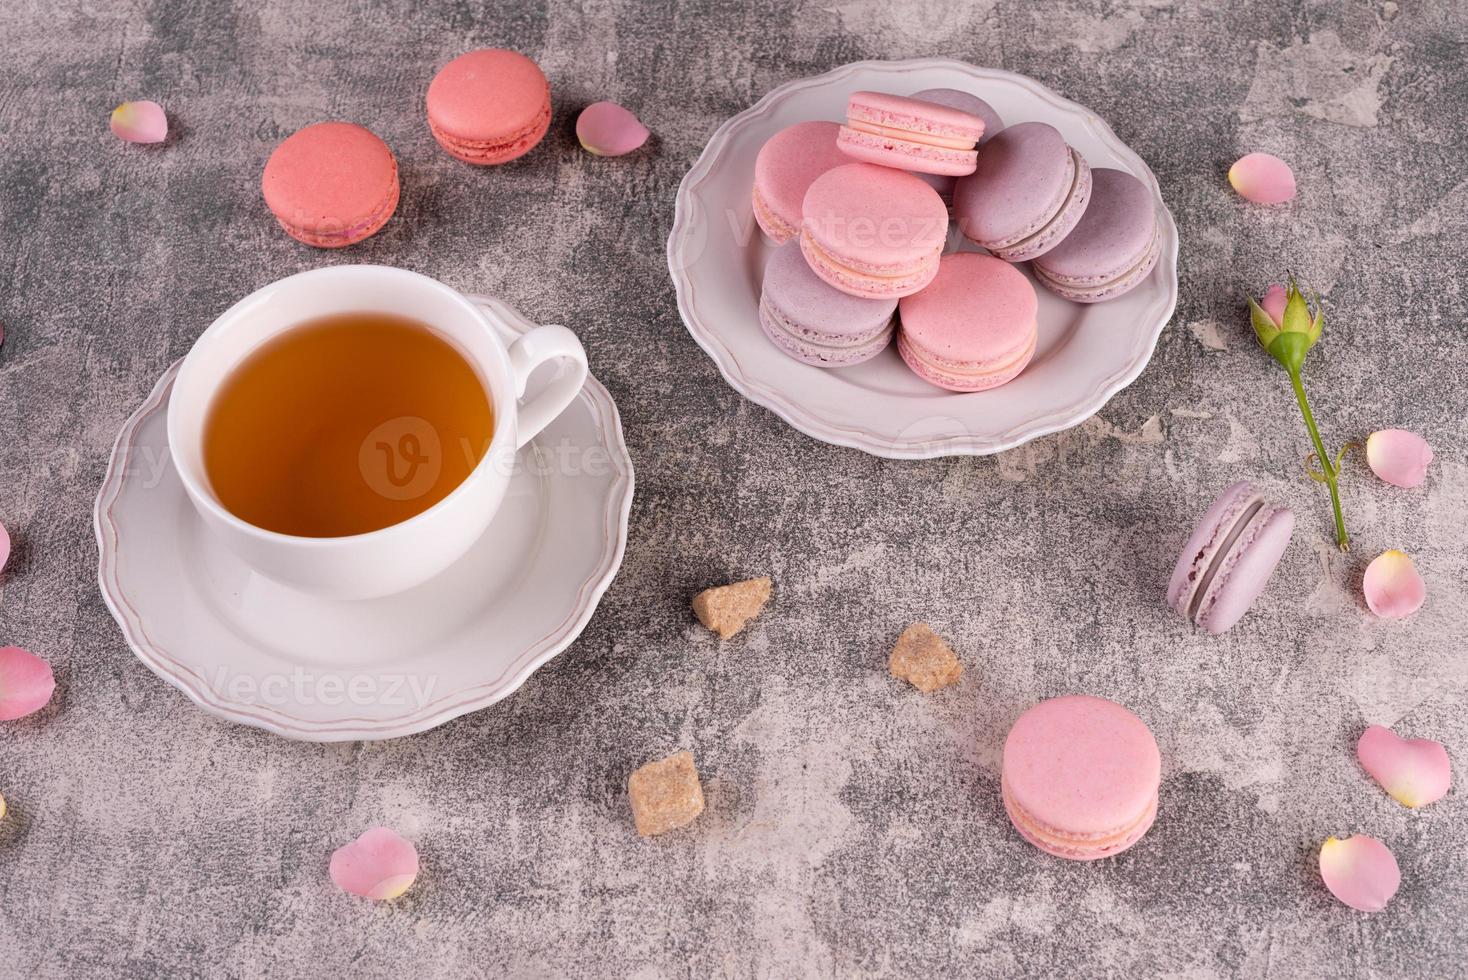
[[667, 59, 1179, 458], [94, 297, 634, 741]]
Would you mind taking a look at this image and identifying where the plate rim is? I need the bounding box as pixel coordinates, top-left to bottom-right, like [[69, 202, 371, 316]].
[[93, 297, 635, 741], [666, 57, 1180, 459]]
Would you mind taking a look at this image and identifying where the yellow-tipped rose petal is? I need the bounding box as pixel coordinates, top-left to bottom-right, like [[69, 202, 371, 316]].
[[330, 826, 419, 900], [1366, 429, 1433, 489], [576, 101, 649, 157], [1357, 725, 1452, 808], [1319, 835, 1400, 912], [1228, 152, 1296, 204], [110, 100, 168, 144], [1362, 550, 1426, 619]]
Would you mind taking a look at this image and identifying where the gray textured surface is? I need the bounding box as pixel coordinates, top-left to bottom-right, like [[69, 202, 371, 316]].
[[1, 0, 1465, 976]]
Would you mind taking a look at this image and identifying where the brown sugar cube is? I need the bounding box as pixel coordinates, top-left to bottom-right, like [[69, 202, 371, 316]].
[[691, 576, 772, 639], [628, 751, 705, 837], [889, 623, 962, 692]]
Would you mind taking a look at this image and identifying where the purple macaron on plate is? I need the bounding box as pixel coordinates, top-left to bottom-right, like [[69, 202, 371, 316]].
[[668, 58, 1179, 459]]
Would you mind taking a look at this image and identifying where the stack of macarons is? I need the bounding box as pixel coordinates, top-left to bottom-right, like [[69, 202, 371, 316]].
[[261, 47, 558, 248], [750, 84, 1163, 389]]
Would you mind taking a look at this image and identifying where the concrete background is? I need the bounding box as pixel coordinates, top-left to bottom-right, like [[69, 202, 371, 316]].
[[1, 0, 1465, 976]]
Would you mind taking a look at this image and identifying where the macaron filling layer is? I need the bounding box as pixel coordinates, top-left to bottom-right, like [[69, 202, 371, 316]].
[[897, 327, 1036, 390], [844, 119, 978, 151], [429, 102, 552, 162], [1188, 498, 1264, 621], [800, 235, 940, 298], [846, 95, 985, 144], [1003, 777, 1158, 859], [276, 177, 400, 248], [758, 296, 895, 366], [751, 185, 798, 242], [986, 148, 1088, 256], [1033, 222, 1162, 301]]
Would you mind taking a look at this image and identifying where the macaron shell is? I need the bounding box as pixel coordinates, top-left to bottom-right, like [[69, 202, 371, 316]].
[[897, 326, 1035, 392], [261, 122, 399, 247], [1195, 504, 1295, 634], [802, 163, 949, 273], [752, 121, 848, 243], [759, 241, 897, 366], [1003, 779, 1158, 860], [1034, 168, 1159, 300], [897, 252, 1038, 366], [1003, 695, 1161, 841], [427, 49, 551, 164], [909, 88, 1003, 146], [1166, 481, 1257, 615], [953, 122, 1091, 259], [845, 91, 987, 142], [1034, 223, 1160, 303]]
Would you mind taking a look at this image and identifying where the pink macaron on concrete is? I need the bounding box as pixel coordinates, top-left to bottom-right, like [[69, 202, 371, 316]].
[[837, 91, 986, 177], [1034, 168, 1161, 303], [261, 122, 400, 248], [426, 49, 551, 165], [909, 88, 1004, 208], [1002, 695, 1162, 861], [758, 241, 897, 367], [953, 121, 1092, 261], [896, 252, 1037, 392], [1167, 481, 1295, 635], [751, 121, 850, 244], [800, 163, 948, 299]]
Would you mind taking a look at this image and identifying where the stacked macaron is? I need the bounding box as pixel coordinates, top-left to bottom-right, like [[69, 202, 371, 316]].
[[749, 85, 1163, 386]]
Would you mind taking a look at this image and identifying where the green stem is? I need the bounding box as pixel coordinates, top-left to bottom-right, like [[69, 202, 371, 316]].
[[1288, 365, 1349, 551]]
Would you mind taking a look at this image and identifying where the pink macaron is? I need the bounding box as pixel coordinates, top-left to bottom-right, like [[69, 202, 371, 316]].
[[261, 122, 400, 248], [752, 121, 851, 244], [908, 88, 1004, 208], [758, 241, 896, 367], [1033, 168, 1161, 303], [1002, 695, 1162, 861], [837, 91, 986, 177], [896, 253, 1037, 392], [953, 121, 1092, 261], [426, 49, 551, 165], [799, 163, 948, 299], [1167, 481, 1295, 635]]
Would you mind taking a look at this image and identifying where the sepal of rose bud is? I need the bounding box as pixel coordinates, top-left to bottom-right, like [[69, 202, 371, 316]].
[[1281, 277, 1323, 349]]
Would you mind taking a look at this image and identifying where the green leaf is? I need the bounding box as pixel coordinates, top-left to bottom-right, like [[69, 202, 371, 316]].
[[1248, 296, 1282, 350]]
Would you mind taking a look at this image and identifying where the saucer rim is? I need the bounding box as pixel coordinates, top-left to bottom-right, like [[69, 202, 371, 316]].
[[93, 297, 635, 741]]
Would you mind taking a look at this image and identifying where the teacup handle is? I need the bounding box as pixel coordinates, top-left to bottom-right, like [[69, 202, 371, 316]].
[[506, 325, 589, 448]]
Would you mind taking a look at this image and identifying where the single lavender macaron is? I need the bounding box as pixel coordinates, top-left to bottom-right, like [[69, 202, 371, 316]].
[[1003, 695, 1162, 861], [426, 49, 552, 165], [1033, 168, 1161, 303], [953, 122, 1092, 262], [758, 241, 896, 368], [908, 88, 1004, 208], [837, 91, 987, 177], [261, 122, 400, 248], [896, 253, 1037, 392], [1167, 481, 1295, 635], [751, 121, 850, 244], [800, 163, 948, 299]]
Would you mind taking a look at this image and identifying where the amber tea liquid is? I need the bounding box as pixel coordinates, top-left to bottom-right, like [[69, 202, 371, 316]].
[[202, 311, 494, 537]]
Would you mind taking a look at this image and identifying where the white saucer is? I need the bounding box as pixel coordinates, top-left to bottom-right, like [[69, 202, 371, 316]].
[[667, 58, 1180, 459], [94, 296, 634, 741]]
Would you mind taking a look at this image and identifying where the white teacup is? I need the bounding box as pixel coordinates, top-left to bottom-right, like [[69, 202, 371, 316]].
[[167, 265, 588, 599]]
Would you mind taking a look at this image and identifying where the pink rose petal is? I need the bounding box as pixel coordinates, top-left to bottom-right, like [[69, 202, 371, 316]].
[[1358, 725, 1452, 808], [1366, 429, 1433, 489], [1228, 152, 1296, 204], [0, 522, 9, 575], [330, 826, 419, 900], [576, 101, 650, 157], [1260, 284, 1287, 326], [1319, 835, 1400, 912], [0, 646, 56, 721], [110, 100, 168, 144], [1363, 550, 1426, 619], [0, 792, 6, 821]]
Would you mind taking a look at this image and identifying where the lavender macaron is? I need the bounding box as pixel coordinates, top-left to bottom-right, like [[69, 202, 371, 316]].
[[953, 121, 1091, 262], [1167, 481, 1295, 635], [758, 241, 896, 368], [909, 88, 1004, 209], [1033, 168, 1161, 303]]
